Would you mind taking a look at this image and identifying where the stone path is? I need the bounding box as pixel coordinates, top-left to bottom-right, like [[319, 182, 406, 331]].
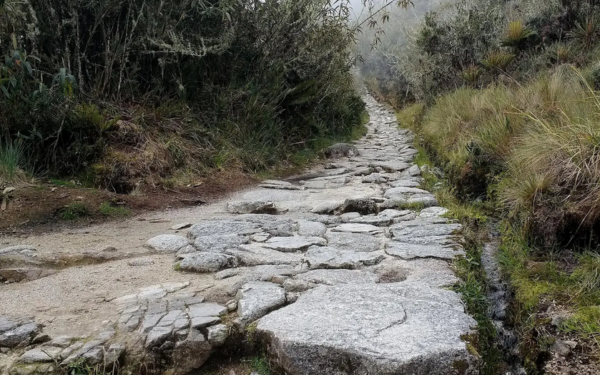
[[0, 95, 478, 375]]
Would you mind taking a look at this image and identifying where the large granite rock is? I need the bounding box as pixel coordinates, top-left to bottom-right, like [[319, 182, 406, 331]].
[[257, 283, 478, 375]]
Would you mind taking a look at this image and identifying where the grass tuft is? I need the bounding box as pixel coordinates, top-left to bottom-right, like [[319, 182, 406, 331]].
[[60, 203, 89, 220], [99, 202, 130, 217]]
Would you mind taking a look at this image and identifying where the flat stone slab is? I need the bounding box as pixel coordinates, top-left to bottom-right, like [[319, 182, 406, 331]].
[[178, 253, 238, 273], [257, 283, 478, 375], [330, 223, 383, 234], [304, 246, 384, 269], [390, 222, 462, 239], [193, 234, 249, 252], [386, 242, 464, 260], [384, 187, 431, 200], [263, 237, 326, 252], [295, 269, 379, 285], [237, 282, 286, 325], [188, 220, 262, 239], [297, 220, 327, 237], [146, 235, 190, 252], [227, 244, 303, 266], [369, 161, 411, 172], [324, 231, 383, 252]]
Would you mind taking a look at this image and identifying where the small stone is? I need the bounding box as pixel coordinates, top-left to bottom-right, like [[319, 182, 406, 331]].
[[323, 143, 360, 158], [550, 315, 567, 327], [207, 324, 229, 346], [551, 339, 571, 357], [407, 165, 421, 176], [226, 300, 238, 312]]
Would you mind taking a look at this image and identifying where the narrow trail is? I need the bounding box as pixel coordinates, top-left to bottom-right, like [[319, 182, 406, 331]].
[[1, 95, 479, 375]]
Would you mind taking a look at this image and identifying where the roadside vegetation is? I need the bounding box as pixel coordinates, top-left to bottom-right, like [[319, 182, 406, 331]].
[[0, 0, 373, 195], [361, 0, 600, 373]]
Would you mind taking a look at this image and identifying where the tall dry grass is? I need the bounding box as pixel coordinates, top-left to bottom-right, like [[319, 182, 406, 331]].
[[417, 66, 600, 244]]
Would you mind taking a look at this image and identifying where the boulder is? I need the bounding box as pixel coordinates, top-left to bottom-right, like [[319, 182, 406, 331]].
[[257, 283, 478, 375]]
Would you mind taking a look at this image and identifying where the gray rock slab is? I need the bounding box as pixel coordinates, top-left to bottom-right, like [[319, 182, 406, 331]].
[[297, 220, 327, 237], [386, 242, 464, 260], [188, 220, 262, 239], [226, 201, 278, 214], [330, 223, 383, 234], [193, 234, 249, 252], [18, 347, 63, 363], [324, 231, 383, 252], [378, 209, 412, 219], [390, 222, 462, 239], [369, 161, 411, 172], [301, 177, 349, 190], [310, 201, 344, 214], [0, 322, 39, 348], [390, 179, 422, 188], [263, 237, 326, 252], [349, 215, 392, 227], [257, 282, 478, 375], [189, 303, 227, 318], [419, 207, 449, 218], [227, 244, 303, 266], [146, 235, 190, 252], [295, 269, 379, 285], [178, 253, 238, 273], [0, 317, 17, 334], [407, 196, 438, 207], [362, 173, 388, 183], [304, 246, 384, 269], [384, 187, 431, 199], [237, 282, 286, 325]]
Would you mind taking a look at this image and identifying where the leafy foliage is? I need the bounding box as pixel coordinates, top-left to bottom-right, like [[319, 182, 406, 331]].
[[0, 0, 368, 189]]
